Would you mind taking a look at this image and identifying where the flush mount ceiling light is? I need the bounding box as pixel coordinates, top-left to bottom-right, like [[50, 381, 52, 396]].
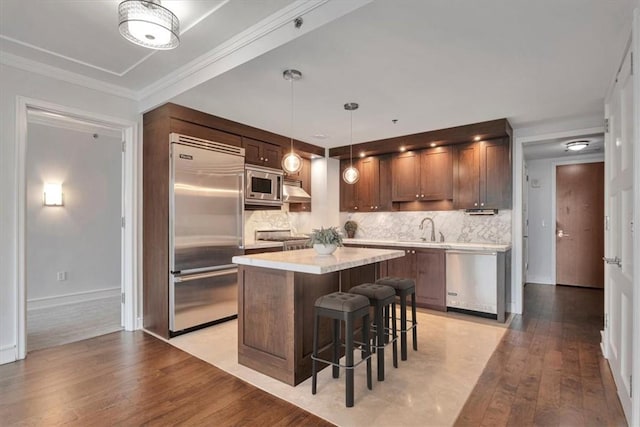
[[118, 0, 180, 50], [565, 140, 589, 151], [342, 102, 360, 185], [281, 69, 303, 174]]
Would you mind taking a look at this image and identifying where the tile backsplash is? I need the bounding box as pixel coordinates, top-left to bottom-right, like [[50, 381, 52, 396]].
[[339, 210, 512, 244], [246, 209, 511, 244]]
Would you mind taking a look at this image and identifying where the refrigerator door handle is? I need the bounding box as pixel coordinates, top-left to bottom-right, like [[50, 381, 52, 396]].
[[238, 173, 244, 249], [174, 268, 238, 283]]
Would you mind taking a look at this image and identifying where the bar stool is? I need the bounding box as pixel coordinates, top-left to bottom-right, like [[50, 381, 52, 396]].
[[348, 283, 398, 381], [375, 277, 418, 360], [311, 292, 372, 408]]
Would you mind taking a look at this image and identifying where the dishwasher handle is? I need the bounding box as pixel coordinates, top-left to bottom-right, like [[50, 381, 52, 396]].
[[446, 250, 497, 256]]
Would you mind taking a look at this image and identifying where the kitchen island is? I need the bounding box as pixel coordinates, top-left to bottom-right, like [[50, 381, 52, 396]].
[[232, 247, 404, 386]]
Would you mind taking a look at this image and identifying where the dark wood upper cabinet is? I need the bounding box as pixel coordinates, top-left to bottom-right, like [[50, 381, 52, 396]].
[[355, 156, 380, 211], [392, 147, 453, 202], [378, 154, 393, 211], [287, 157, 312, 212], [339, 159, 357, 212], [243, 137, 282, 169], [454, 138, 511, 209], [340, 155, 393, 212]]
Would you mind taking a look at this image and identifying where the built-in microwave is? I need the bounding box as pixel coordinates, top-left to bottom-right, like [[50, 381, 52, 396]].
[[245, 165, 283, 206]]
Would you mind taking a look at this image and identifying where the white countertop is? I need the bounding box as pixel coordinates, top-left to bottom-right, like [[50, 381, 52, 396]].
[[343, 238, 511, 252], [233, 247, 405, 274]]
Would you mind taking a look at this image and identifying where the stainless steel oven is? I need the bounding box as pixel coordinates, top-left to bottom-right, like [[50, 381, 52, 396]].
[[245, 165, 283, 206]]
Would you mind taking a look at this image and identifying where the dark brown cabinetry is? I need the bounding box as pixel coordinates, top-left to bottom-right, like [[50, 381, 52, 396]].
[[243, 137, 282, 169], [392, 147, 453, 202], [339, 155, 392, 212], [454, 138, 511, 209], [378, 246, 446, 311], [339, 159, 358, 212], [287, 157, 312, 212]]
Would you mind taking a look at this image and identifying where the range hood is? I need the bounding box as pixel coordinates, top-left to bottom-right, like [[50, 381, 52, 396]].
[[283, 179, 311, 203]]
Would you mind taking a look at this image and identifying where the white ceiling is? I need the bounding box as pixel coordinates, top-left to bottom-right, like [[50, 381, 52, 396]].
[[1, 0, 636, 149], [523, 134, 605, 160]]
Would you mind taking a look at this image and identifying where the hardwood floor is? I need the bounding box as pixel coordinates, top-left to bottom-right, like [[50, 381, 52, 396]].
[[455, 283, 627, 427], [0, 331, 333, 426]]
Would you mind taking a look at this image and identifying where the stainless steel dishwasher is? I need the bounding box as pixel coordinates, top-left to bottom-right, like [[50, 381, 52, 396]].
[[446, 250, 498, 316]]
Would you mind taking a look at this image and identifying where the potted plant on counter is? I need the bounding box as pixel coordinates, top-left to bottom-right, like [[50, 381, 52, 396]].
[[344, 220, 358, 238], [308, 226, 343, 255]]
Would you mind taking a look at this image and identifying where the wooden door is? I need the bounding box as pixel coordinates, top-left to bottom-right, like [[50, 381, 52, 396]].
[[454, 142, 480, 208], [415, 249, 446, 310], [420, 147, 453, 200], [262, 142, 282, 169], [603, 47, 634, 420], [356, 156, 380, 211], [556, 162, 604, 287], [391, 151, 420, 201], [481, 139, 511, 208]]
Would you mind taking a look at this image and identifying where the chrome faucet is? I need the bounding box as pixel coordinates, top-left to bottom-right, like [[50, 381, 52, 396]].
[[419, 217, 436, 242]]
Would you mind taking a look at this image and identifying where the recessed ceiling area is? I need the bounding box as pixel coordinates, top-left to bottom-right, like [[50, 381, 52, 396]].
[[171, 0, 634, 148], [523, 134, 605, 161]]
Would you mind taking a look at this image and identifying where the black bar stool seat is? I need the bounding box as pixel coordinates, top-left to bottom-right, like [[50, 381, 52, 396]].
[[348, 283, 398, 381], [375, 277, 418, 360], [311, 292, 372, 407]]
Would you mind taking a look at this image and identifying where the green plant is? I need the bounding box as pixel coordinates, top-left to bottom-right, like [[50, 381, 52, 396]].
[[344, 220, 358, 233], [308, 226, 344, 246]]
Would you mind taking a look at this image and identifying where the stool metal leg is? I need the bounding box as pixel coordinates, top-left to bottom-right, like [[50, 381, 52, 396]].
[[411, 292, 418, 351], [375, 303, 384, 381], [400, 295, 408, 361], [332, 319, 340, 379], [345, 316, 354, 407], [363, 312, 372, 390], [312, 308, 319, 395], [392, 302, 398, 368]]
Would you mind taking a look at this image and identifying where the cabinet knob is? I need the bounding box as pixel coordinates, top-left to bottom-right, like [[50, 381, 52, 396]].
[[264, 158, 268, 162], [260, 157, 264, 161], [474, 202, 478, 206], [375, 206, 378, 209], [354, 206, 358, 210], [412, 250, 416, 254], [416, 194, 419, 198], [406, 250, 410, 253], [421, 194, 425, 198], [370, 206, 374, 209], [480, 202, 484, 206]]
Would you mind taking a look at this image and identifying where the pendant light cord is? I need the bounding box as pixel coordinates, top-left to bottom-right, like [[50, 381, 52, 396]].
[[290, 76, 294, 154], [349, 110, 353, 167]]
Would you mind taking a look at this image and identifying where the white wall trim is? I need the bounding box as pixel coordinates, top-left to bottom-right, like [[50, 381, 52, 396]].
[[27, 287, 120, 311], [0, 345, 15, 364], [14, 96, 140, 361], [1, 53, 137, 100], [526, 275, 554, 285], [631, 7, 640, 426]]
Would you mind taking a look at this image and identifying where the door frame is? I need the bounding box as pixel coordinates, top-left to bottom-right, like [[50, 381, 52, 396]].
[[15, 96, 140, 360], [631, 8, 639, 425], [550, 157, 604, 287]]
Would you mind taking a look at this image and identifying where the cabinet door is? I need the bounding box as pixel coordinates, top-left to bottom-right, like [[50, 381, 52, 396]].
[[415, 249, 446, 310], [340, 159, 358, 212], [386, 248, 416, 280], [480, 139, 511, 209], [242, 137, 264, 166], [454, 142, 480, 209], [378, 154, 393, 211], [391, 151, 421, 201], [356, 156, 380, 211], [262, 142, 282, 169], [420, 147, 453, 200], [289, 157, 312, 212]]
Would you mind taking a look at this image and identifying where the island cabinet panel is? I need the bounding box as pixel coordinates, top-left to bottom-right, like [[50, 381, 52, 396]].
[[243, 137, 283, 169], [454, 138, 511, 209], [415, 249, 446, 310], [420, 147, 453, 200], [391, 151, 421, 201], [287, 157, 312, 212]]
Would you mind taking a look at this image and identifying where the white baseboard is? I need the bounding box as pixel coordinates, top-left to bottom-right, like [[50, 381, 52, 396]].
[[27, 287, 120, 311], [0, 345, 16, 365], [526, 275, 554, 285], [135, 317, 143, 330]]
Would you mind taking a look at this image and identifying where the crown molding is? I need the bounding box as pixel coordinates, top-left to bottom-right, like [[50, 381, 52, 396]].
[[1, 52, 137, 100]]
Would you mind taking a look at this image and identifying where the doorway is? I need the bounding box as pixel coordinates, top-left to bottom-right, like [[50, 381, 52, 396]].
[[555, 162, 604, 287], [25, 114, 124, 351]]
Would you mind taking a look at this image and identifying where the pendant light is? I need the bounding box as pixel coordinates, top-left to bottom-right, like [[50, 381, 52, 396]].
[[342, 102, 360, 184], [118, 0, 180, 50], [281, 69, 303, 174]]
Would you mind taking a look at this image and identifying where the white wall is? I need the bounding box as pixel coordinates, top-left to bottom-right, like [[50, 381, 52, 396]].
[[525, 154, 604, 285], [0, 64, 139, 364], [26, 123, 122, 307]]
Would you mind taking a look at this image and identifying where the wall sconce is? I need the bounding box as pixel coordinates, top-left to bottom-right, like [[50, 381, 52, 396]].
[[43, 183, 64, 206]]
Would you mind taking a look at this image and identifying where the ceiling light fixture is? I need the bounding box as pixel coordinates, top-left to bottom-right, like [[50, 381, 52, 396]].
[[281, 69, 303, 174], [565, 140, 589, 151], [342, 102, 360, 185], [118, 0, 180, 50]]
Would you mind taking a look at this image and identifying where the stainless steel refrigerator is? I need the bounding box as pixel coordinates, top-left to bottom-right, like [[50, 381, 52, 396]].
[[169, 133, 244, 335]]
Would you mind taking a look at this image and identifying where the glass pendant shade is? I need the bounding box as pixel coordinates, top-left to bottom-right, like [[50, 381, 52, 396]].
[[342, 165, 360, 184], [118, 0, 179, 50], [282, 151, 303, 173]]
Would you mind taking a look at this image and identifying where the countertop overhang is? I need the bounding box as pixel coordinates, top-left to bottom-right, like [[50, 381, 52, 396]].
[[343, 238, 511, 252], [233, 247, 405, 274]]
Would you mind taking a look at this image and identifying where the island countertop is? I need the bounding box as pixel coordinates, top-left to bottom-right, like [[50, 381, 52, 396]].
[[232, 246, 405, 275]]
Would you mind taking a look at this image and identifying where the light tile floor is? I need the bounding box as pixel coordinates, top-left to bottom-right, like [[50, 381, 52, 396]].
[[170, 309, 509, 426]]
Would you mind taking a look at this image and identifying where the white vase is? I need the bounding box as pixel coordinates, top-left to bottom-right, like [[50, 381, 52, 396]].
[[313, 243, 337, 255]]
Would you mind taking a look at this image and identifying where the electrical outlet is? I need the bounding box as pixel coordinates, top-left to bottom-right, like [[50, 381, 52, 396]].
[[57, 271, 67, 281]]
